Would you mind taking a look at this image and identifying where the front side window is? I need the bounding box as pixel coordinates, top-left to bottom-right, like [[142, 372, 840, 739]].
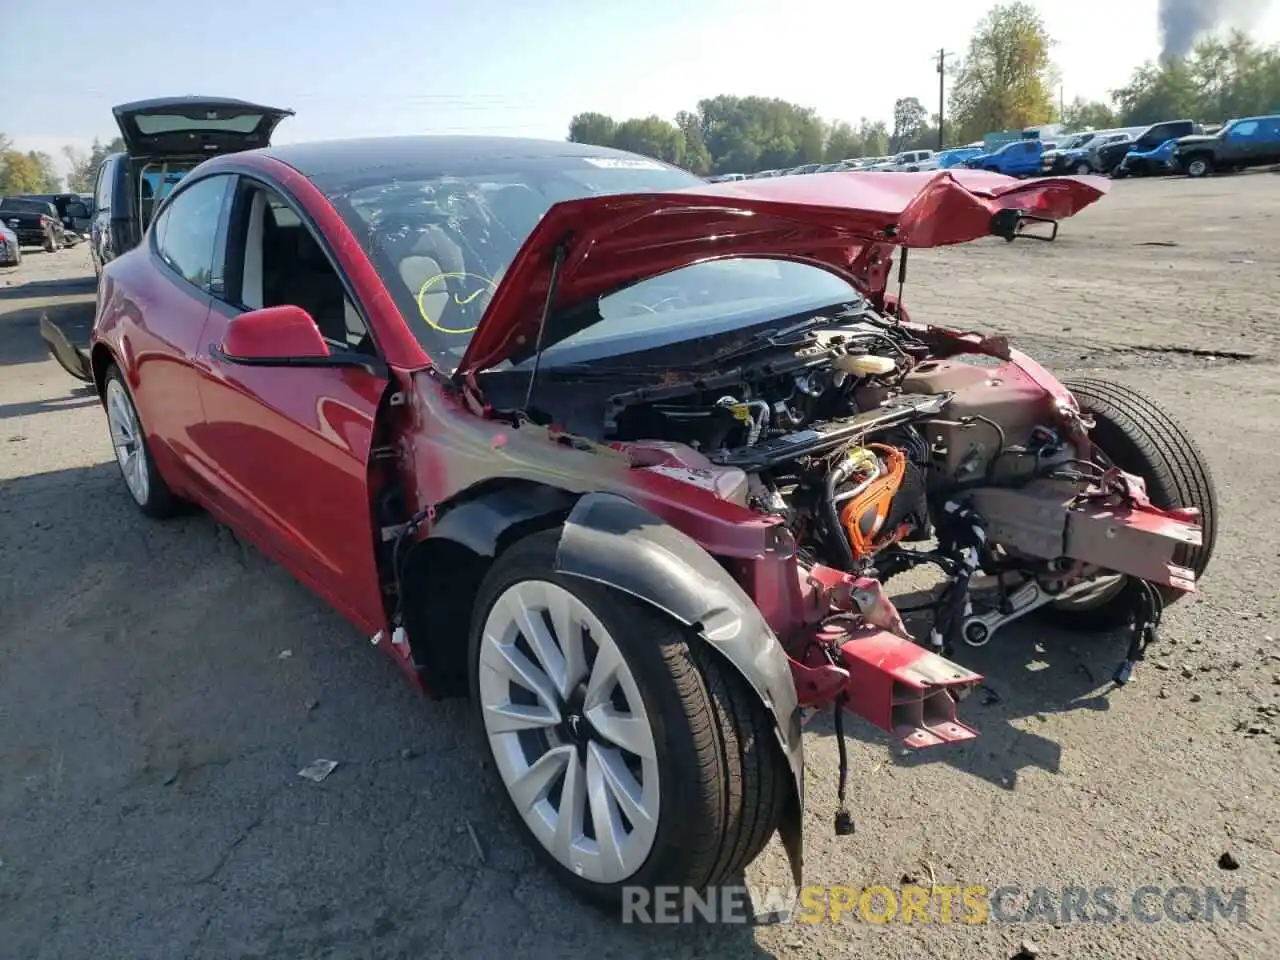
[[151, 174, 233, 291], [1227, 120, 1259, 139], [229, 183, 369, 352]]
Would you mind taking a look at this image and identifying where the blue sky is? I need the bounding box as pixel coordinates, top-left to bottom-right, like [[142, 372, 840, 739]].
[[4, 0, 1279, 177]]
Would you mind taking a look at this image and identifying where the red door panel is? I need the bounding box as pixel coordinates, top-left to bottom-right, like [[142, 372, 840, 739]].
[[191, 303, 388, 634]]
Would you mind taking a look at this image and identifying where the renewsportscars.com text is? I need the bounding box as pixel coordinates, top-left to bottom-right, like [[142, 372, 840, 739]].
[[621, 884, 1249, 925]]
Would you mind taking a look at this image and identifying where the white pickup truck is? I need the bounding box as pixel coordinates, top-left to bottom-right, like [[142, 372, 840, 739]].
[[869, 149, 940, 172]]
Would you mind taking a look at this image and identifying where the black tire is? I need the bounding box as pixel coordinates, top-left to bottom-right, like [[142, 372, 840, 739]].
[[103, 364, 181, 519], [1040, 378, 1218, 631], [468, 530, 787, 910], [1073, 161, 1092, 175], [1185, 155, 1213, 178], [43, 229, 58, 253]]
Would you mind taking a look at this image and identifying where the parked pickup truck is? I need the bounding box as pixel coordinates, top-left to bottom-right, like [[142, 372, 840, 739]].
[[1113, 138, 1180, 177], [871, 149, 938, 172], [87, 95, 294, 279], [963, 139, 1044, 177], [0, 197, 68, 251], [1173, 115, 1280, 177], [6, 193, 92, 240]]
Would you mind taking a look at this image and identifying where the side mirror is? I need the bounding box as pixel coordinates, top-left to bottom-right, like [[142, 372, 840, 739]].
[[212, 305, 388, 376], [218, 305, 331, 362]]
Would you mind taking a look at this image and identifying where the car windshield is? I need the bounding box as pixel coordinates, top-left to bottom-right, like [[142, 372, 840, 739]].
[[506, 258, 860, 371], [325, 156, 855, 369]]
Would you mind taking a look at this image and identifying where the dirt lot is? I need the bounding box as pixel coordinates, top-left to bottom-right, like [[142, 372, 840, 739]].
[[1, 174, 1277, 960]]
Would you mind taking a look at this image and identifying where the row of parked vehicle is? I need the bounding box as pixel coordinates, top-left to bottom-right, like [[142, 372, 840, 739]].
[[0, 192, 93, 267], [706, 113, 1280, 185]]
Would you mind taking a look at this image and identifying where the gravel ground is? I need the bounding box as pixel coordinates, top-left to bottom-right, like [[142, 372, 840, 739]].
[[1, 173, 1277, 960]]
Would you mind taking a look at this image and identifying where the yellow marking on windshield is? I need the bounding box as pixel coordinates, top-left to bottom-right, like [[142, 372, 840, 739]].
[[416, 271, 497, 335]]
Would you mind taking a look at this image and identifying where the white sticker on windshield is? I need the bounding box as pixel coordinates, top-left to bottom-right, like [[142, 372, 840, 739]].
[[581, 157, 668, 170]]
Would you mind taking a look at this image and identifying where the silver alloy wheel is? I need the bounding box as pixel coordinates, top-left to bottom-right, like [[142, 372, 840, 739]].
[[477, 579, 660, 884], [1074, 162, 1091, 174], [106, 378, 150, 506], [1187, 158, 1208, 177]]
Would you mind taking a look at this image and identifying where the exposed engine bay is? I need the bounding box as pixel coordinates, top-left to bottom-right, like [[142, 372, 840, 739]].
[[482, 298, 1203, 670]]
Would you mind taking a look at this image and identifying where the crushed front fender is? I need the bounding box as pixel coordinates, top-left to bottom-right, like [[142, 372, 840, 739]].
[[554, 491, 806, 887]]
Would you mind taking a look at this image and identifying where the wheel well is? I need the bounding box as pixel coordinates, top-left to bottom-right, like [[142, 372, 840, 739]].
[[398, 483, 578, 697], [90, 343, 116, 401]]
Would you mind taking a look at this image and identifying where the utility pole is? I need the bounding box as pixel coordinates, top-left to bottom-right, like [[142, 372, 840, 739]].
[[1059, 84, 1065, 122], [936, 48, 953, 150]]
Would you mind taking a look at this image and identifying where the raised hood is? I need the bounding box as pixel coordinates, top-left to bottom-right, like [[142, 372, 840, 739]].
[[455, 169, 1109, 376], [113, 96, 294, 159]]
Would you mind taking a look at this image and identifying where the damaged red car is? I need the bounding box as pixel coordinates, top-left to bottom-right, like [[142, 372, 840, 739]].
[[79, 137, 1216, 908]]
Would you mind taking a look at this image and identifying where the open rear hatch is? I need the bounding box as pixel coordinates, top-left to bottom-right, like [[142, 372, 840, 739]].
[[112, 96, 294, 158]]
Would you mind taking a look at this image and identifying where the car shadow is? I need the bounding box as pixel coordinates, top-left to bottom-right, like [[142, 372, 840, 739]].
[[0, 298, 96, 369], [803, 583, 1125, 792], [0, 275, 97, 301], [0, 463, 781, 959], [0, 383, 98, 422]]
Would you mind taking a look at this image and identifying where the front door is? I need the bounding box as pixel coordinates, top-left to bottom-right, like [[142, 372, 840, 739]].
[[190, 176, 389, 634]]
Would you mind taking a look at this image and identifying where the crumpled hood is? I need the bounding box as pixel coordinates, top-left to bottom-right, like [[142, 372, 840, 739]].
[[455, 169, 1110, 375]]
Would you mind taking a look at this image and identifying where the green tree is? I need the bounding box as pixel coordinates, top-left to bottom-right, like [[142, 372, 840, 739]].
[[1113, 32, 1280, 125], [28, 152, 60, 191], [675, 110, 712, 175], [64, 136, 125, 192], [890, 97, 928, 152], [696, 95, 827, 173], [567, 112, 617, 147], [824, 121, 860, 161], [0, 151, 51, 193], [1061, 98, 1120, 130], [855, 118, 890, 157], [611, 115, 685, 165], [948, 2, 1057, 142]]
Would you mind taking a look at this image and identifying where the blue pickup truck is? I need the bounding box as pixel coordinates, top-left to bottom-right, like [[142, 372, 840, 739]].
[[1113, 138, 1179, 177], [962, 139, 1044, 177]]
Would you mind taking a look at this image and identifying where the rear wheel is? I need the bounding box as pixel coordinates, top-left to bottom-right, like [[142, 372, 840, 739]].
[[43, 229, 58, 253], [104, 365, 180, 518], [469, 531, 787, 908], [1040, 378, 1218, 631]]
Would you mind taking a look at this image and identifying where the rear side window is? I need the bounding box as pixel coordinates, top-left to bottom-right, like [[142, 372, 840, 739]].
[[94, 159, 115, 212], [151, 174, 234, 291]]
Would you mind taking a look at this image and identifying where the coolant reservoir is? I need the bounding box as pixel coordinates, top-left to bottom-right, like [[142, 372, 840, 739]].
[[836, 354, 897, 376]]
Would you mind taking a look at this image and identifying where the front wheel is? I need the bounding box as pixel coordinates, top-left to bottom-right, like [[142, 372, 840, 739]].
[[1073, 162, 1092, 175], [1040, 378, 1218, 631], [470, 531, 787, 909], [1185, 156, 1213, 178]]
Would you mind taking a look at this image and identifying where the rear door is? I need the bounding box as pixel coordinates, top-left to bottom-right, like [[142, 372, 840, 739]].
[[1261, 118, 1280, 163], [113, 97, 294, 159], [192, 174, 389, 634], [126, 171, 237, 487]]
